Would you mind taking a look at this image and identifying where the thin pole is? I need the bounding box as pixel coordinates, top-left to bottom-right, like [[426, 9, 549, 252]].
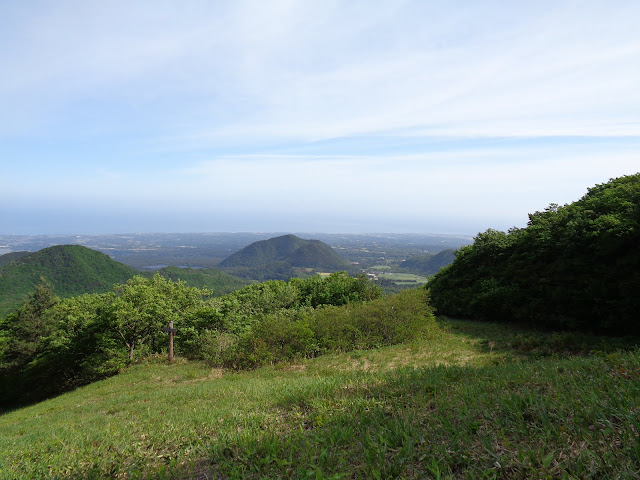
[[168, 320, 174, 363]]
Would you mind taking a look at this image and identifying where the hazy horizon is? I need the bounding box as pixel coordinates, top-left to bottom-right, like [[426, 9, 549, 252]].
[[0, 209, 492, 237], [0, 229, 475, 239], [2, 2, 639, 235]]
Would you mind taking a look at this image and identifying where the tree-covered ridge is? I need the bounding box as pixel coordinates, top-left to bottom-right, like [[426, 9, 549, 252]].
[[428, 173, 640, 334], [152, 266, 249, 296], [0, 245, 139, 317], [400, 249, 456, 275], [0, 251, 31, 267]]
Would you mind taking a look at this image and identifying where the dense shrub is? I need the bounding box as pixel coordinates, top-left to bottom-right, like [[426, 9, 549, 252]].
[[201, 309, 318, 370], [249, 309, 318, 362], [201, 288, 437, 370], [311, 288, 436, 353], [428, 173, 640, 334], [291, 272, 381, 307], [197, 331, 240, 367]]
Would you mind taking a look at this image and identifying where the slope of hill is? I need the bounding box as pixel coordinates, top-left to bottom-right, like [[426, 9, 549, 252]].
[[0, 251, 31, 267], [218, 234, 299, 267], [1, 319, 637, 479], [428, 173, 640, 333], [152, 266, 250, 296], [219, 234, 352, 280], [0, 245, 138, 316], [288, 241, 350, 268], [400, 249, 456, 275]]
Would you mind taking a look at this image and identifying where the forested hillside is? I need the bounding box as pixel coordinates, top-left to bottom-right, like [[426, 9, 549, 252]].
[[152, 266, 249, 295], [0, 246, 138, 316], [428, 173, 640, 334], [0, 251, 30, 267], [219, 234, 352, 280], [400, 249, 456, 275], [0, 246, 255, 318]]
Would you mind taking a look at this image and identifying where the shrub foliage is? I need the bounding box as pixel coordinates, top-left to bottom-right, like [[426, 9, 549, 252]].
[[0, 271, 436, 409], [427, 173, 640, 333]]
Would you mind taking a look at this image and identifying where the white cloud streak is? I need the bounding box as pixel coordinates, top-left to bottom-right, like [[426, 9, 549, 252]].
[[2, 1, 639, 140]]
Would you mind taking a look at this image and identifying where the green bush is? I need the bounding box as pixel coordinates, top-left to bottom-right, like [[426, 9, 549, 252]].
[[312, 288, 437, 353], [200, 289, 436, 370], [292, 272, 382, 307], [428, 173, 640, 333], [198, 330, 240, 367], [249, 309, 319, 361], [203, 309, 319, 370]]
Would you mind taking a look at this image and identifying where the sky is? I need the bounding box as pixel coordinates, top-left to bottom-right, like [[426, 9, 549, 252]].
[[1, 1, 639, 235]]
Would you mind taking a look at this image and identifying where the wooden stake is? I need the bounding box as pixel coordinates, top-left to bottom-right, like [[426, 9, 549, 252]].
[[168, 320, 174, 362], [163, 321, 177, 363]]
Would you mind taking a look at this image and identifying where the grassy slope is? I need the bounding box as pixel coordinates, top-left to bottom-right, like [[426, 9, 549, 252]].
[[1, 319, 639, 479]]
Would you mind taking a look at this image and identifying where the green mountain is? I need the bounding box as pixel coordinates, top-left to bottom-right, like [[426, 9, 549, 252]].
[[0, 245, 138, 317], [0, 251, 31, 267], [218, 234, 352, 280], [400, 249, 456, 275], [428, 173, 640, 334], [153, 266, 250, 296]]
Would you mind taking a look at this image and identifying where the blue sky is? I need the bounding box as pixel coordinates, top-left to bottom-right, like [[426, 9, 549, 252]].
[[1, 1, 639, 235]]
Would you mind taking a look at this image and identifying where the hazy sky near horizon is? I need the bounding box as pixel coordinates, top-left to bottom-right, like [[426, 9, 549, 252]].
[[2, 1, 639, 235]]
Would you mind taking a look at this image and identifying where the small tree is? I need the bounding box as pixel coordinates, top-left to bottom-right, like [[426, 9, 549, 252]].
[[105, 274, 209, 360], [293, 272, 381, 307], [1, 277, 58, 366]]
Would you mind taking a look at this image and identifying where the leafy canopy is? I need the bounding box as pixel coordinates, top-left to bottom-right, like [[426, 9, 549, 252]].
[[428, 173, 640, 334]]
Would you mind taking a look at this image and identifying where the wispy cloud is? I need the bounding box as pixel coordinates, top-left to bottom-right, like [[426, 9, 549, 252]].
[[3, 1, 639, 141]]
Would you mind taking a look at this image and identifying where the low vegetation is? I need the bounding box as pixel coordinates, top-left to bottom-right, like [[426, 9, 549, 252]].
[[377, 272, 429, 294]]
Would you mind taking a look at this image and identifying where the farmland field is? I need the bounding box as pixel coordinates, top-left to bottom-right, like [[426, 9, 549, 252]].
[[377, 272, 429, 284]]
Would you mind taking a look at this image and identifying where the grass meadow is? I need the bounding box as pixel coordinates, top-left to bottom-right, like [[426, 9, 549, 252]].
[[0, 318, 639, 479], [377, 273, 429, 285]]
